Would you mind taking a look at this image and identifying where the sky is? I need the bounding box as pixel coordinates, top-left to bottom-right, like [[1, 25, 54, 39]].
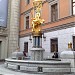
[[0, 0, 8, 27]]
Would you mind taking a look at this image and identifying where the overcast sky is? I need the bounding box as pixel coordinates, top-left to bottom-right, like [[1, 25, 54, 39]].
[[0, 0, 8, 27]]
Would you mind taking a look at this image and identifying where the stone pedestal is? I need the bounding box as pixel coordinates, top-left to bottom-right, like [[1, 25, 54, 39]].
[[60, 50, 75, 72], [30, 48, 45, 61]]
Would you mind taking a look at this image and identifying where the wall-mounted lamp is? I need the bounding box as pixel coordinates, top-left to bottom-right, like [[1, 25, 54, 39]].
[[43, 33, 46, 41], [29, 35, 32, 43]]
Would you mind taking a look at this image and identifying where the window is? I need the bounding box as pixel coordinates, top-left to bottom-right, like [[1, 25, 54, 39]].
[[51, 3, 58, 21], [72, 0, 75, 15], [26, 16, 29, 29], [27, 0, 30, 5], [73, 36, 75, 50], [24, 42, 28, 53], [33, 36, 41, 48], [51, 38, 58, 52]]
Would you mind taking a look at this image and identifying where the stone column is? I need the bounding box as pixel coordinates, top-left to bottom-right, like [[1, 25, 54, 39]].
[[30, 35, 45, 61], [30, 47, 45, 61], [7, 0, 20, 57]]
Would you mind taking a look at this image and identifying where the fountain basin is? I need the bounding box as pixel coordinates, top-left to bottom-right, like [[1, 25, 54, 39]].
[[5, 59, 71, 73]]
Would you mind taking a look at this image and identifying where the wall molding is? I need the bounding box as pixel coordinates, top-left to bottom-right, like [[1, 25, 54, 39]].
[[20, 22, 75, 38]]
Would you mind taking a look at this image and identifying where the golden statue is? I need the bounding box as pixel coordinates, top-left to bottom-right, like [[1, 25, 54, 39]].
[[33, 0, 42, 13], [32, 0, 44, 36]]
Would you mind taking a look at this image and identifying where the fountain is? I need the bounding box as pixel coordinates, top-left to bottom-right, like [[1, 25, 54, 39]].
[[30, 0, 45, 61], [5, 0, 74, 75]]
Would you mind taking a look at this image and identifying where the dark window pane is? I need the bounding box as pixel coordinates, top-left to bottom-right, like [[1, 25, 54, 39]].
[[26, 16, 29, 29], [51, 38, 58, 52], [73, 36, 75, 50], [24, 42, 28, 53]]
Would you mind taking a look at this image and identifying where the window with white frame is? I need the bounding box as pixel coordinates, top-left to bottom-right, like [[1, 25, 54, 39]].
[[26, 16, 29, 29], [24, 13, 30, 29], [72, 0, 75, 15], [51, 3, 58, 21], [48, 0, 58, 22]]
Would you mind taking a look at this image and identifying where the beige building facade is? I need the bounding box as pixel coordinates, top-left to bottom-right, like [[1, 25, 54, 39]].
[[0, 0, 20, 59]]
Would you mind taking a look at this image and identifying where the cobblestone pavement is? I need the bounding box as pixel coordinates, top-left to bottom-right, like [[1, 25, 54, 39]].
[[0, 62, 45, 75]]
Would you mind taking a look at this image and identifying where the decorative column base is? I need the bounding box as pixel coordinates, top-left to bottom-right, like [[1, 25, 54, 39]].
[[30, 48, 45, 61]]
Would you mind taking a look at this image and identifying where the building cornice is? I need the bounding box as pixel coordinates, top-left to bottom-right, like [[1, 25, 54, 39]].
[[43, 15, 75, 26], [42, 22, 75, 33], [20, 22, 75, 38], [19, 32, 32, 38], [20, 7, 33, 15]]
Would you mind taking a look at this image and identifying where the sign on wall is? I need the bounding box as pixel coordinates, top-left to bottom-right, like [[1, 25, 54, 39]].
[[0, 0, 8, 27]]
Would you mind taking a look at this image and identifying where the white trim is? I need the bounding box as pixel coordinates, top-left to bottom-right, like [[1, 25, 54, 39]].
[[69, 0, 72, 16], [58, 0, 60, 19], [49, 0, 58, 5], [49, 3, 51, 22], [73, 0, 75, 15], [24, 15, 26, 29]]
